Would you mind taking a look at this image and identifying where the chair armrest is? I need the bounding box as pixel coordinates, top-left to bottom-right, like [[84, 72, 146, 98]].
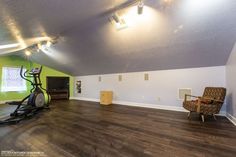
[[201, 97, 224, 103], [184, 94, 200, 103]]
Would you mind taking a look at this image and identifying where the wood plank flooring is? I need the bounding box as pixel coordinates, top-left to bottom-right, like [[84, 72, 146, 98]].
[[0, 100, 236, 157]]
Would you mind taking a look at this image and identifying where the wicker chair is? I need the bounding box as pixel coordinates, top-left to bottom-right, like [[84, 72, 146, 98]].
[[183, 87, 226, 122]]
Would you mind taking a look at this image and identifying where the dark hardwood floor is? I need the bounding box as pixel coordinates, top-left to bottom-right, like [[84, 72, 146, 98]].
[[0, 100, 236, 157]]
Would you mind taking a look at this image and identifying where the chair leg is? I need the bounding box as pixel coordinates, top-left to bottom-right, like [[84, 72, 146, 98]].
[[213, 114, 217, 120], [187, 111, 191, 119], [201, 114, 205, 122]]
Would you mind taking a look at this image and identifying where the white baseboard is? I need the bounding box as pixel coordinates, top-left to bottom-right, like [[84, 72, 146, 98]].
[[47, 97, 236, 126], [70, 97, 188, 112], [113, 100, 188, 112], [70, 96, 227, 114], [226, 113, 236, 126], [70, 97, 99, 102]]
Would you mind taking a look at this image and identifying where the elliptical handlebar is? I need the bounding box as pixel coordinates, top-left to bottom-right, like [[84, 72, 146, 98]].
[[20, 65, 47, 93], [20, 66, 34, 85], [24, 70, 33, 78]]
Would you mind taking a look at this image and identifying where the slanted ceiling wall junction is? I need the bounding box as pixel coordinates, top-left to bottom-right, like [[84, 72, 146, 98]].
[[0, 0, 236, 76]]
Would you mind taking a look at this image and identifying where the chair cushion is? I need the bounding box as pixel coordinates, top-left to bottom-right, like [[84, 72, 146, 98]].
[[183, 100, 198, 112], [200, 98, 213, 104]]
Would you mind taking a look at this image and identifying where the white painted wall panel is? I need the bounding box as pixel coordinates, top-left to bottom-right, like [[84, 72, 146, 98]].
[[74, 66, 226, 111], [226, 42, 236, 117]]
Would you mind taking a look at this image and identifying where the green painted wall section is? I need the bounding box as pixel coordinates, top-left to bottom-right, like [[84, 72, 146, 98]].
[[0, 56, 74, 101]]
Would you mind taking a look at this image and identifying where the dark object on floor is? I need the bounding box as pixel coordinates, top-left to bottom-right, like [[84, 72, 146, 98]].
[[183, 87, 226, 122], [0, 66, 50, 125]]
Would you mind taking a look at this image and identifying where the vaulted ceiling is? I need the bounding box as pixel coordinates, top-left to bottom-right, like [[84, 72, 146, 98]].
[[0, 0, 236, 76]]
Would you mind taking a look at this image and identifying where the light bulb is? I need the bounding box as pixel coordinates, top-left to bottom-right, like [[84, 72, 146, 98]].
[[46, 41, 52, 47], [37, 43, 42, 50], [25, 50, 31, 56]]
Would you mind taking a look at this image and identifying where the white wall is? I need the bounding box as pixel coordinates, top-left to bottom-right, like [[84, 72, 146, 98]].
[[73, 66, 226, 112], [226, 42, 236, 117]]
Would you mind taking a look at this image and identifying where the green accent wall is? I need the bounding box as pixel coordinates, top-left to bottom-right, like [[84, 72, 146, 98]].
[[0, 56, 74, 101]]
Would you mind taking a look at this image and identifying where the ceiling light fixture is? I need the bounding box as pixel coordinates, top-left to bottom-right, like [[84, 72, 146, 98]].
[[25, 50, 31, 56], [0, 43, 20, 49], [111, 13, 121, 23], [46, 41, 52, 47], [37, 43, 42, 52], [37, 43, 42, 50], [110, 13, 128, 30], [137, 0, 144, 15]]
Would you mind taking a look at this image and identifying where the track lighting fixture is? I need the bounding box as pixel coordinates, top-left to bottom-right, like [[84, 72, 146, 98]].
[[22, 38, 55, 56], [112, 13, 120, 23], [110, 13, 127, 30], [0, 43, 20, 50], [137, 0, 144, 15]]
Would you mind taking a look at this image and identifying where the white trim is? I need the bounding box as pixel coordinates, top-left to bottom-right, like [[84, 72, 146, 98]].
[[70, 97, 99, 102], [226, 113, 236, 126], [113, 100, 188, 112], [70, 97, 188, 112]]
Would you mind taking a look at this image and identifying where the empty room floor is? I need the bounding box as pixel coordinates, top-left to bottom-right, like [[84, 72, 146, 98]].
[[0, 100, 236, 157]]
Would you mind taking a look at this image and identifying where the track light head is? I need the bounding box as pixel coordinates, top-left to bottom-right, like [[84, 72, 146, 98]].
[[112, 13, 120, 23]]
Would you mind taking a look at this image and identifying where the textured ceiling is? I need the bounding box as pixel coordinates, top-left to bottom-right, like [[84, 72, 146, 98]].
[[0, 0, 236, 76]]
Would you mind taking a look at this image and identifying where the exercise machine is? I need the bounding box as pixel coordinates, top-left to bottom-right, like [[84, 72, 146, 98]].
[[0, 66, 51, 125]]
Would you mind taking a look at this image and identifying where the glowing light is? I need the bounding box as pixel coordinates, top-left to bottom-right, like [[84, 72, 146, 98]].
[[123, 6, 156, 27], [105, 5, 166, 55], [36, 43, 41, 52], [137, 1, 144, 15], [25, 50, 31, 56], [1, 10, 27, 49], [110, 15, 128, 30], [0, 43, 20, 49], [40, 45, 70, 65], [163, 0, 173, 4], [46, 41, 52, 47], [0, 6, 54, 55], [37, 43, 42, 49], [184, 0, 224, 13], [178, 25, 183, 29]]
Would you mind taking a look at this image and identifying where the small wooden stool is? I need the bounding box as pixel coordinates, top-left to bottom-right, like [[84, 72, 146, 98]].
[[100, 91, 113, 105]]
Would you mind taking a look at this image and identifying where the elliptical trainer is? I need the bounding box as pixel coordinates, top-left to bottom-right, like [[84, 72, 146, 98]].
[[0, 66, 51, 125]]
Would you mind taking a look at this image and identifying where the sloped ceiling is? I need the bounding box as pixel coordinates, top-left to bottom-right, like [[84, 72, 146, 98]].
[[0, 0, 236, 76]]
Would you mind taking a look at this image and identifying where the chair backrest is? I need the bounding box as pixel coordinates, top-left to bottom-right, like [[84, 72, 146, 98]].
[[202, 87, 226, 102]]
